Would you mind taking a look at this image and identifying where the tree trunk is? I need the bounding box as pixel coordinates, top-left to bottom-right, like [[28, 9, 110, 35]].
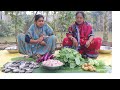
[[103, 11, 108, 42], [15, 11, 19, 43], [46, 11, 49, 22], [0, 11, 2, 20]]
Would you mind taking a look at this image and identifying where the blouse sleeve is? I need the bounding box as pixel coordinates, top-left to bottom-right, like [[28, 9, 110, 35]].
[[87, 23, 94, 38], [25, 24, 34, 43], [88, 30, 94, 38]]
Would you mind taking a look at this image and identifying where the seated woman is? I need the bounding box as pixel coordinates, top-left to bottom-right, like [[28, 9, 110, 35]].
[[17, 14, 57, 58], [62, 11, 102, 59]]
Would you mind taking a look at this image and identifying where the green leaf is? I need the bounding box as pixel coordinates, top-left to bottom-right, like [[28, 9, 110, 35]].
[[98, 60, 105, 66], [69, 54, 75, 60], [94, 60, 99, 67], [56, 54, 60, 58], [64, 57, 68, 62], [66, 54, 69, 59], [70, 62, 76, 68], [80, 57, 85, 61], [79, 62, 85, 66], [75, 57, 80, 65]]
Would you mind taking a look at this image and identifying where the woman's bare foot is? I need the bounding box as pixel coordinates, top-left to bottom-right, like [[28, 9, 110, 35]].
[[24, 55, 31, 59], [37, 54, 42, 59]]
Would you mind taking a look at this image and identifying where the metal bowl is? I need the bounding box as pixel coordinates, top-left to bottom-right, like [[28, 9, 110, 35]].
[[5, 46, 19, 53], [99, 46, 112, 54], [41, 61, 64, 70], [41, 65, 63, 70]]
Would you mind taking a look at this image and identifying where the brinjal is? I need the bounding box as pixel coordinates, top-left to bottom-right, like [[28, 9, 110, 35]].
[[44, 53, 50, 61], [47, 54, 54, 59], [36, 55, 44, 63]]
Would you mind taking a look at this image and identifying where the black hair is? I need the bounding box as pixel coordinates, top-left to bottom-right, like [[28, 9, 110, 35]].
[[34, 14, 44, 21], [76, 11, 85, 18]]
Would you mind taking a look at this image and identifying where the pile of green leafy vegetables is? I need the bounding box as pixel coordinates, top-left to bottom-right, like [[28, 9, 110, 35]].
[[55, 48, 111, 73], [55, 48, 86, 68]]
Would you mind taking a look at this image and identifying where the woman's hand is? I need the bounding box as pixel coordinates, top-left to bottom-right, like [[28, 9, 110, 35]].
[[40, 41, 46, 46], [72, 37, 78, 47], [85, 36, 94, 48], [37, 36, 44, 43]]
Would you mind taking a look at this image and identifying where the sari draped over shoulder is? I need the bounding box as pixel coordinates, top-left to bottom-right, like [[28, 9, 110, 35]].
[[17, 23, 57, 56], [62, 21, 102, 58]]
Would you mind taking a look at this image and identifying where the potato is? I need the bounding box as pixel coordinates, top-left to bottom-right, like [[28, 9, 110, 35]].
[[93, 68, 96, 71], [91, 65, 94, 68], [82, 65, 84, 69], [87, 63, 91, 66], [83, 67, 89, 71], [84, 63, 88, 67], [89, 68, 94, 72], [88, 66, 93, 71]]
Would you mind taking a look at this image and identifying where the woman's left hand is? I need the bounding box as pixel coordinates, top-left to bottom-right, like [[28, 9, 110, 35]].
[[85, 40, 91, 48]]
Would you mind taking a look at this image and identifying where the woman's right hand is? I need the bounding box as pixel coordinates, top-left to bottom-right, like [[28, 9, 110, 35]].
[[72, 37, 78, 47], [37, 36, 44, 43], [40, 41, 46, 46]]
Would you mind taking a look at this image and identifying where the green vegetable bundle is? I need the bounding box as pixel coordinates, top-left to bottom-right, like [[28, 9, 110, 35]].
[[88, 58, 109, 73], [88, 58, 106, 67], [55, 48, 85, 68]]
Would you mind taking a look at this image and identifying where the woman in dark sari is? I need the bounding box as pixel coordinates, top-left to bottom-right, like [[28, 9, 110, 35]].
[[62, 11, 102, 58]]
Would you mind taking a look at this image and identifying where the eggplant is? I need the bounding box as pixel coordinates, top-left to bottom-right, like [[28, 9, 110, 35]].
[[47, 54, 54, 59], [36, 55, 44, 63], [44, 53, 50, 61]]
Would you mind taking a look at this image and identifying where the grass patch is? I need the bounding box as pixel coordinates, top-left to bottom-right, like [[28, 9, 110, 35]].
[[11, 56, 35, 61]]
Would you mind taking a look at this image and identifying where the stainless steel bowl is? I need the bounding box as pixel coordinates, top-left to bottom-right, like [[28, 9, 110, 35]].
[[5, 46, 19, 53], [99, 46, 112, 54], [41, 60, 64, 70]]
